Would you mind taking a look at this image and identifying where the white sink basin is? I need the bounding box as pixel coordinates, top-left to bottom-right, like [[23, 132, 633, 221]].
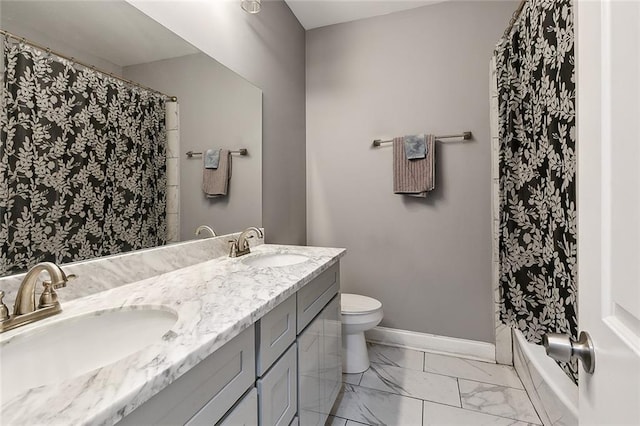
[[242, 253, 309, 268], [0, 306, 178, 404]]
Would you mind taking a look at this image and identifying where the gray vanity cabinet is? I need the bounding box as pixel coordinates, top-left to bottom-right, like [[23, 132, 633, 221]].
[[297, 264, 340, 333], [296, 264, 342, 426], [321, 296, 342, 415], [256, 294, 297, 376], [118, 261, 342, 426], [255, 293, 298, 426], [297, 311, 323, 425], [119, 325, 256, 426], [256, 343, 298, 425], [219, 388, 258, 425]]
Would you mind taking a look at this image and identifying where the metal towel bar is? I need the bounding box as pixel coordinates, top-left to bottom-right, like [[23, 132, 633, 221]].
[[372, 132, 472, 147], [186, 149, 248, 158]]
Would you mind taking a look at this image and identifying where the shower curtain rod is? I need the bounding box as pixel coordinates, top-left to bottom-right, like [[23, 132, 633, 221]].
[[0, 29, 177, 102], [502, 0, 527, 40]]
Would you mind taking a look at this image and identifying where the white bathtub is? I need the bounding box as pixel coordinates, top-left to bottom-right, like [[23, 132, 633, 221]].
[[512, 329, 578, 426]]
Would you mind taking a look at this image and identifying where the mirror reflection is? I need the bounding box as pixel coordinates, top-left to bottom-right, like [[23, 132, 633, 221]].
[[0, 0, 262, 277]]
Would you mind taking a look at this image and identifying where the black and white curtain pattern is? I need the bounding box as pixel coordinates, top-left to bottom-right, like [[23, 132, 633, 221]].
[[496, 0, 577, 383], [0, 39, 167, 276]]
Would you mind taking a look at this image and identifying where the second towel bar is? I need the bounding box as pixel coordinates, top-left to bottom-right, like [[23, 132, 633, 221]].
[[372, 132, 472, 147], [186, 149, 248, 158]]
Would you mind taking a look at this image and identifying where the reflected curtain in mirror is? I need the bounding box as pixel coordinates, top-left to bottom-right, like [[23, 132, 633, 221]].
[[0, 40, 167, 276]]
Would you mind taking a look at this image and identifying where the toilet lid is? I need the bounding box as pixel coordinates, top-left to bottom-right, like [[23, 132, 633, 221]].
[[341, 293, 382, 315]]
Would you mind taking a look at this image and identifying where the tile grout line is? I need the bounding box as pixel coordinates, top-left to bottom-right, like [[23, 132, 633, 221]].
[[513, 376, 544, 425], [362, 346, 538, 423], [369, 360, 525, 391], [420, 379, 543, 426], [343, 379, 540, 425], [345, 382, 439, 405], [346, 382, 464, 409], [455, 376, 526, 391], [442, 401, 544, 425], [456, 379, 541, 425]]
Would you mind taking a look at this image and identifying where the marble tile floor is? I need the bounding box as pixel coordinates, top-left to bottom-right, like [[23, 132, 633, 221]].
[[328, 343, 541, 426]]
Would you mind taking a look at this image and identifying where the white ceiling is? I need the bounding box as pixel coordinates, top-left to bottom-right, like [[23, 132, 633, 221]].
[[284, 0, 447, 30], [1, 1, 199, 67]]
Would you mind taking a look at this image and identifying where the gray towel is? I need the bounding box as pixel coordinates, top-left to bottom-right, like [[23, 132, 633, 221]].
[[204, 149, 220, 169], [393, 134, 435, 197], [404, 134, 427, 159], [203, 149, 232, 197]]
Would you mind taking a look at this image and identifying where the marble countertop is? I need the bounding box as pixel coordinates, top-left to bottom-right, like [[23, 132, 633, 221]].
[[0, 244, 346, 425]]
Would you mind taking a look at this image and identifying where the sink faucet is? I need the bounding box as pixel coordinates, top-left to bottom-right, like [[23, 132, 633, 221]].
[[229, 227, 264, 258], [0, 262, 75, 333], [195, 225, 217, 238]]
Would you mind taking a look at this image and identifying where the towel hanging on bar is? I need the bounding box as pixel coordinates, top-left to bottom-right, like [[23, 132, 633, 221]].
[[393, 135, 435, 197], [203, 149, 232, 197]]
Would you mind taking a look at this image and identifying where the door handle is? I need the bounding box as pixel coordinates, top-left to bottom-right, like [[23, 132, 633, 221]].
[[542, 331, 595, 374]]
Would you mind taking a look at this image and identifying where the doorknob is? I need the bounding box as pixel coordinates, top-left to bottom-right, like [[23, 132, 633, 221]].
[[542, 331, 595, 374]]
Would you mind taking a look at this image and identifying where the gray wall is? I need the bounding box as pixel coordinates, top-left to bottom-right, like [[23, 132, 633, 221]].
[[124, 53, 262, 240], [128, 0, 307, 245], [306, 1, 516, 343], [0, 17, 123, 75]]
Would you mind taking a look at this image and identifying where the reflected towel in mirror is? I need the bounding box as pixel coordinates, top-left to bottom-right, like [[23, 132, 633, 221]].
[[204, 149, 220, 169], [203, 149, 231, 197]]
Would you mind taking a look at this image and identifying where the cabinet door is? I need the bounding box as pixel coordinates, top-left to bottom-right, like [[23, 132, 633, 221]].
[[257, 294, 297, 376], [321, 295, 342, 419], [257, 344, 298, 426], [219, 388, 258, 426], [120, 326, 255, 426], [297, 315, 323, 426]]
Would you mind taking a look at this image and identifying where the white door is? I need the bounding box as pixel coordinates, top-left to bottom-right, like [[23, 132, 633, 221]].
[[577, 0, 640, 424]]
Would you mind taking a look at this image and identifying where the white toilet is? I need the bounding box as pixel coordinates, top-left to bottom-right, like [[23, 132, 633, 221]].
[[341, 293, 383, 374]]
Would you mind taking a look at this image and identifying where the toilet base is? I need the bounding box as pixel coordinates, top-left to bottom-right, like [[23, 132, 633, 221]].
[[342, 331, 370, 374]]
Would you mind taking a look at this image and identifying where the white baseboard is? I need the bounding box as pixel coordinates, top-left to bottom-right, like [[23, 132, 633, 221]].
[[365, 326, 496, 363]]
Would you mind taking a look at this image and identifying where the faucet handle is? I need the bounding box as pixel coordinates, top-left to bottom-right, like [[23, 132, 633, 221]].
[[53, 273, 76, 289], [228, 239, 239, 258], [38, 281, 59, 308], [0, 291, 9, 322]]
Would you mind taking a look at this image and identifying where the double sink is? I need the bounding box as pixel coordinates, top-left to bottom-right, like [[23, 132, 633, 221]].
[[0, 250, 310, 407]]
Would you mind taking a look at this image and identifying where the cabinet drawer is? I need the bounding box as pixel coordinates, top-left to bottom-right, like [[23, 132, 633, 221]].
[[219, 388, 258, 426], [297, 263, 340, 333], [257, 343, 298, 426], [257, 294, 296, 376], [119, 325, 255, 425], [185, 326, 255, 426]]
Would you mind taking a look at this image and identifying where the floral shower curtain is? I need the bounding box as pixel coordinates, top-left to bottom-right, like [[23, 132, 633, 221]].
[[0, 39, 167, 276], [496, 0, 577, 382]]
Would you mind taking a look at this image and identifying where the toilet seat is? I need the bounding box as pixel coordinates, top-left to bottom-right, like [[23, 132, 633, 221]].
[[341, 293, 382, 315]]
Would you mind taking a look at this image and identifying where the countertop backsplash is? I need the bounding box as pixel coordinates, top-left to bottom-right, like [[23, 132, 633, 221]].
[[0, 231, 264, 305]]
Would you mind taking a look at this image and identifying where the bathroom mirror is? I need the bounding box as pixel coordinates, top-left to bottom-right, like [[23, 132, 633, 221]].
[[0, 0, 262, 277]]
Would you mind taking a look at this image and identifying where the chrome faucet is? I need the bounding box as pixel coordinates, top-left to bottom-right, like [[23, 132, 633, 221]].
[[229, 227, 264, 258], [195, 225, 217, 238], [0, 262, 75, 333]]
